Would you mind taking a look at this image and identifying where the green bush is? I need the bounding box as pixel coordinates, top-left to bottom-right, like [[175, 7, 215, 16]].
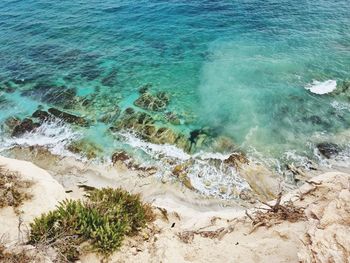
[[29, 188, 154, 262]]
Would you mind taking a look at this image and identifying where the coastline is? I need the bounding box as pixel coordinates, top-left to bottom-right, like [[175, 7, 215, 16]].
[[1, 148, 350, 262]]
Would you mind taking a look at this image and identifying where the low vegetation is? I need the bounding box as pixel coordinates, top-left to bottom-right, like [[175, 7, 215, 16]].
[[0, 238, 35, 263], [0, 166, 33, 214], [29, 188, 154, 262]]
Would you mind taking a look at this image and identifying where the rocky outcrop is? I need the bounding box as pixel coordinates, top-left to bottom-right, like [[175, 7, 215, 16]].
[[297, 173, 350, 263], [134, 91, 169, 111]]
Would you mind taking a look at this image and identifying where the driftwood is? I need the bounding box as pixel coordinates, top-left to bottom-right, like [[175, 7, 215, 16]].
[[246, 192, 306, 234]]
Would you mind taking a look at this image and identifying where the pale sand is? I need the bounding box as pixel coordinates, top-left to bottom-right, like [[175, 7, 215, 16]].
[[0, 151, 349, 262]]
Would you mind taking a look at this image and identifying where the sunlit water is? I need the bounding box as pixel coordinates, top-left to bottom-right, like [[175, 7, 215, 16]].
[[1, 0, 350, 198]]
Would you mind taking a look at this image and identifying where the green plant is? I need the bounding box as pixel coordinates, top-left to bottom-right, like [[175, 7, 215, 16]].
[[29, 188, 154, 262], [0, 166, 33, 214]]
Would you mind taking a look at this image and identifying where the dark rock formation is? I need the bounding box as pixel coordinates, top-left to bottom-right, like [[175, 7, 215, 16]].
[[11, 118, 40, 137], [32, 110, 51, 122], [48, 108, 88, 126], [316, 142, 340, 159]]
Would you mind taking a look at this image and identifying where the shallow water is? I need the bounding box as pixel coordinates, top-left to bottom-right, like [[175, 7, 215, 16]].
[[1, 0, 350, 198]]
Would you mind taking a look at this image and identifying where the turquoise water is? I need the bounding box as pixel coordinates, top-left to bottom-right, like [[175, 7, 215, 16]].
[[1, 1, 350, 196]]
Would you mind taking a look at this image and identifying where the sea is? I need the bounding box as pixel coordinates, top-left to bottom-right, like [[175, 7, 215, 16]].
[[0, 0, 349, 198]]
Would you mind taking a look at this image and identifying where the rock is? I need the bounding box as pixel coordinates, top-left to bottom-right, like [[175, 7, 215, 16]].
[[11, 119, 40, 137], [316, 142, 340, 159], [21, 84, 77, 108], [224, 153, 249, 168], [165, 112, 180, 125], [48, 108, 88, 126], [67, 139, 103, 159], [112, 151, 131, 164], [113, 109, 193, 151], [99, 107, 121, 123], [32, 110, 51, 122], [125, 107, 135, 115], [152, 127, 178, 145], [134, 91, 169, 111], [139, 84, 152, 94], [4, 116, 21, 130]]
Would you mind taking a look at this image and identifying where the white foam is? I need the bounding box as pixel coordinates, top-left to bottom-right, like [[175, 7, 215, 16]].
[[0, 121, 82, 157], [305, 80, 337, 95], [118, 131, 251, 199]]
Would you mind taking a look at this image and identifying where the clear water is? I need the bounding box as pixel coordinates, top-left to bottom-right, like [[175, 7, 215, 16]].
[[1, 0, 350, 197]]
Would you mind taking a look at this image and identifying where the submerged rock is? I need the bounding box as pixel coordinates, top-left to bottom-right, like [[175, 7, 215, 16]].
[[11, 118, 40, 137], [101, 69, 118, 87], [22, 84, 77, 108], [165, 112, 180, 125], [134, 91, 169, 111], [99, 107, 121, 123], [138, 84, 152, 94], [67, 139, 103, 159], [316, 142, 340, 159], [48, 108, 88, 126]]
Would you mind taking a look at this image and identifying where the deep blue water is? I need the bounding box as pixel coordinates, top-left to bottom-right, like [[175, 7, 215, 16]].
[[0, 0, 350, 197]]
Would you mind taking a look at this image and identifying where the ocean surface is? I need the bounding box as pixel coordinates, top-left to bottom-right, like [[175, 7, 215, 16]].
[[0, 0, 350, 198]]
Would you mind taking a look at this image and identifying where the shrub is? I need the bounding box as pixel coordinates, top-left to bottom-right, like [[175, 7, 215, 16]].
[[29, 188, 154, 262], [0, 166, 33, 214]]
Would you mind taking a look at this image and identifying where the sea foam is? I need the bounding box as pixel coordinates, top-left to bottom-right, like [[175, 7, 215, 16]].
[[305, 80, 337, 95]]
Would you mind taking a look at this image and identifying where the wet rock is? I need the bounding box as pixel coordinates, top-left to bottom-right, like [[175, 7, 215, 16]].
[[67, 139, 102, 159], [112, 109, 193, 151], [316, 142, 340, 159], [125, 107, 135, 115], [112, 151, 131, 164], [32, 110, 51, 122], [134, 91, 169, 111], [4, 117, 21, 130], [152, 127, 178, 145], [224, 153, 249, 168], [48, 108, 88, 126], [113, 110, 155, 131], [12, 118, 40, 137], [99, 107, 121, 123]]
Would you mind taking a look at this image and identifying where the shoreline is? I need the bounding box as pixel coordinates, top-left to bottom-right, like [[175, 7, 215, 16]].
[[0, 152, 349, 262]]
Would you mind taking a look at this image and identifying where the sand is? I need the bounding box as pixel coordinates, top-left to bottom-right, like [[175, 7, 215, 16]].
[[0, 150, 349, 262]]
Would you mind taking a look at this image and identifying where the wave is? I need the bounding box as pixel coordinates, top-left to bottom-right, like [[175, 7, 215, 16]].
[[0, 120, 82, 158], [305, 80, 337, 95]]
